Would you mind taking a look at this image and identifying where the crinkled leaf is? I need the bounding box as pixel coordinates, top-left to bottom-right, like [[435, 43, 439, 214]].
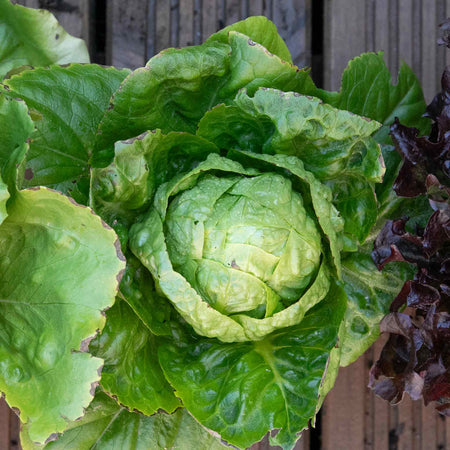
[[371, 218, 426, 270], [198, 89, 380, 177], [218, 32, 316, 101], [229, 150, 343, 276], [96, 29, 316, 152], [338, 252, 415, 366], [0, 188, 125, 444], [0, 0, 89, 79], [95, 42, 230, 151], [3, 64, 129, 202], [199, 89, 382, 247], [389, 118, 440, 197], [89, 298, 180, 415], [158, 287, 346, 450], [20, 391, 226, 450], [369, 310, 450, 408], [0, 93, 34, 192], [206, 15, 293, 63], [321, 52, 429, 144], [91, 130, 219, 227]]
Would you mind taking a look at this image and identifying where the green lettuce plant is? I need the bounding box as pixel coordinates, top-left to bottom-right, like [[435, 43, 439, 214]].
[[0, 2, 430, 449]]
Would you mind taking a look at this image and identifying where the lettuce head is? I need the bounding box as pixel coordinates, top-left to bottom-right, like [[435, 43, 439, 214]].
[[0, 8, 429, 450]]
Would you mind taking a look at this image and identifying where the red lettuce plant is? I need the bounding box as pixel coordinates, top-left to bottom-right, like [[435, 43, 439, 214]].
[[370, 39, 450, 412]]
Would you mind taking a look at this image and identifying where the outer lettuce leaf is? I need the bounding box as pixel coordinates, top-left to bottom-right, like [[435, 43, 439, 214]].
[[206, 15, 293, 63], [0, 93, 34, 192], [198, 89, 382, 248], [313, 53, 430, 357], [320, 52, 429, 144], [20, 391, 226, 450], [0, 188, 125, 444], [316, 321, 344, 412], [117, 254, 174, 336], [338, 252, 415, 366], [218, 32, 316, 101], [3, 64, 130, 202], [95, 31, 316, 151], [0, 0, 89, 79], [158, 286, 346, 450], [326, 175, 377, 251], [89, 298, 181, 415]]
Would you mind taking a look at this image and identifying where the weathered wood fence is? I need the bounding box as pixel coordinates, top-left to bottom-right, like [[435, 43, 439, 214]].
[[2, 1, 450, 449]]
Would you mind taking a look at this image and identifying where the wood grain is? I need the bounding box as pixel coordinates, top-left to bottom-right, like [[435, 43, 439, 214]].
[[272, 0, 311, 67], [108, 0, 147, 68], [324, 0, 449, 100], [179, 0, 194, 46], [201, 0, 217, 39], [322, 356, 366, 450], [0, 397, 10, 450]]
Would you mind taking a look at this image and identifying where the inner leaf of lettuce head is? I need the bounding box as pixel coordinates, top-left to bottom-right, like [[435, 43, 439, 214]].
[[164, 172, 322, 319]]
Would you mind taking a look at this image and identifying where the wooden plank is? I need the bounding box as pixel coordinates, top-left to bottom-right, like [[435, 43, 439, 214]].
[[12, 0, 39, 8], [179, 0, 194, 46], [225, 0, 240, 25], [387, 0, 399, 77], [435, 0, 447, 96], [373, 389, 390, 450], [216, 0, 226, 29], [240, 0, 249, 19], [170, 0, 180, 47], [155, 0, 171, 54], [146, 0, 156, 60], [421, 0, 437, 102], [0, 397, 10, 450], [374, 0, 390, 56], [248, 0, 263, 16], [367, 338, 391, 450], [446, 0, 450, 68], [262, 0, 273, 20], [446, 415, 450, 448], [398, 0, 413, 67], [9, 408, 20, 450], [322, 356, 366, 450], [395, 395, 415, 450], [324, 0, 446, 99], [193, 0, 202, 45], [202, 0, 217, 39], [436, 413, 446, 450], [411, 0, 422, 80], [364, 347, 375, 450], [272, 0, 311, 67], [421, 403, 438, 450], [109, 0, 147, 68], [324, 0, 366, 90]]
